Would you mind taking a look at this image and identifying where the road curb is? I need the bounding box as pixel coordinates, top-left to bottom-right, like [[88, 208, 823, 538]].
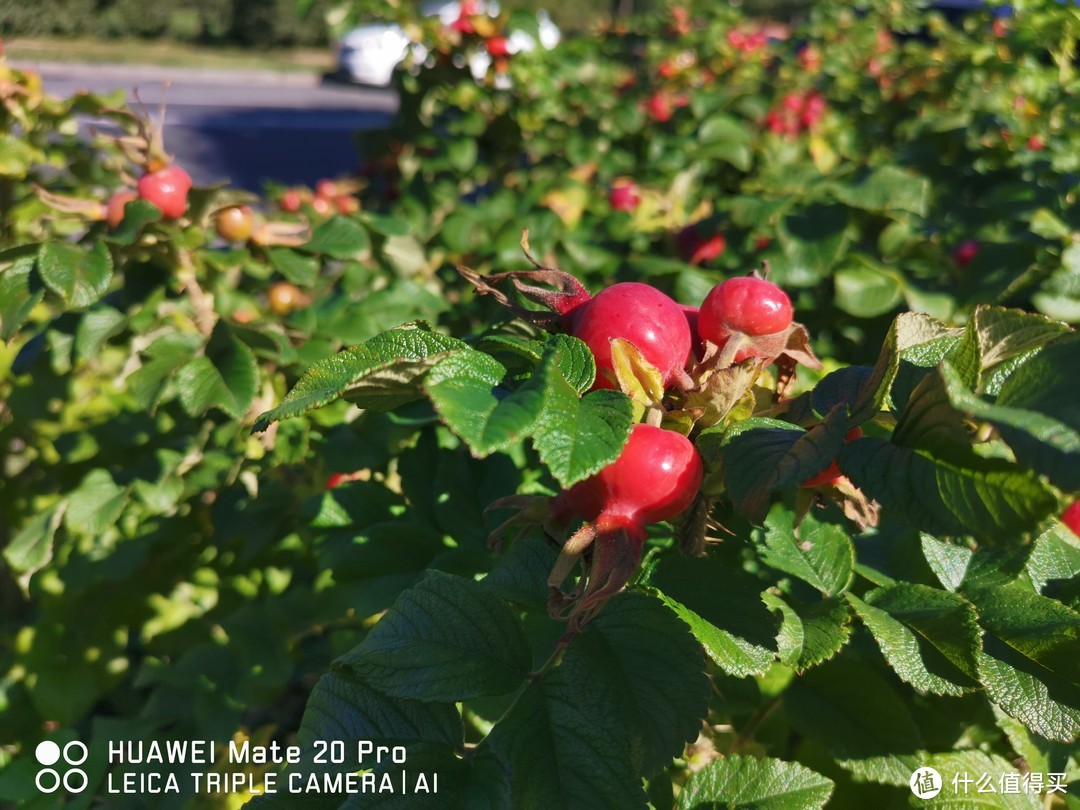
[[13, 60, 323, 88]]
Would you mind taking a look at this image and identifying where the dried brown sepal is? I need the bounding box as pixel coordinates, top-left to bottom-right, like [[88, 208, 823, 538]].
[[251, 220, 311, 247], [832, 476, 881, 530], [456, 230, 592, 327], [795, 475, 880, 532], [680, 359, 761, 429], [457, 265, 564, 329], [548, 526, 645, 634], [777, 323, 823, 371], [483, 493, 555, 551]]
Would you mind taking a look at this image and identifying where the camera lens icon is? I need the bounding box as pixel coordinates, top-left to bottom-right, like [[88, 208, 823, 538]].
[[35, 740, 88, 794]]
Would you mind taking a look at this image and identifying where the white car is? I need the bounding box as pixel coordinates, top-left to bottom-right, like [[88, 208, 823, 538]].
[[335, 1, 560, 87]]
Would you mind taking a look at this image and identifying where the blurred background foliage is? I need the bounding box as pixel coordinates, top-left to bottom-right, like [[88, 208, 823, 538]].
[[0, 0, 812, 46]]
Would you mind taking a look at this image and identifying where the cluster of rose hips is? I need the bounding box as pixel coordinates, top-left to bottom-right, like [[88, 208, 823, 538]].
[[106, 163, 192, 228], [765, 90, 826, 137], [468, 260, 839, 627], [279, 178, 359, 216]]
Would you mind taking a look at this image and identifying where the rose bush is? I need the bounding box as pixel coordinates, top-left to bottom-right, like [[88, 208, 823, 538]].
[[1, 1, 1079, 807]]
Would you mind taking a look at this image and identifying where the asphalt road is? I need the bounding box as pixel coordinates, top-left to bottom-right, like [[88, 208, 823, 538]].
[[22, 61, 399, 191]]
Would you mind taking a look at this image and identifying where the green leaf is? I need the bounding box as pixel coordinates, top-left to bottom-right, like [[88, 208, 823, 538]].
[[127, 332, 202, 410], [75, 306, 126, 362], [841, 311, 961, 424], [848, 584, 980, 697], [253, 323, 466, 431], [829, 165, 930, 217], [299, 670, 461, 750], [302, 216, 371, 260], [356, 747, 511, 810], [765, 593, 852, 673], [482, 534, 560, 613], [546, 334, 596, 394], [960, 338, 1080, 491], [106, 199, 162, 245], [891, 366, 975, 458], [572, 591, 709, 774], [649, 556, 778, 677], [37, 241, 113, 309], [382, 233, 429, 276], [1026, 524, 1080, 594], [0, 253, 44, 340], [251, 670, 465, 809], [760, 506, 855, 597], [839, 437, 1059, 543], [423, 350, 531, 456], [833, 257, 905, 318], [969, 583, 1080, 742], [3, 503, 65, 583], [946, 305, 1071, 393], [339, 571, 531, 702], [720, 409, 850, 521], [677, 755, 834, 810], [63, 469, 128, 537], [1029, 208, 1071, 240], [923, 750, 1042, 809], [267, 247, 318, 286], [532, 387, 634, 489], [775, 205, 850, 287], [1033, 245, 1080, 323], [176, 323, 258, 419], [784, 656, 925, 785], [968, 583, 1080, 688], [0, 132, 37, 177], [483, 647, 648, 809], [359, 212, 411, 237]]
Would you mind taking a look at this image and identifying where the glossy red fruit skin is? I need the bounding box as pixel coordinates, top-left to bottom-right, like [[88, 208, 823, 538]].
[[609, 180, 641, 212], [572, 282, 692, 390], [137, 166, 192, 220], [553, 424, 703, 540], [1063, 502, 1080, 538], [800, 427, 864, 488], [106, 190, 137, 229], [698, 276, 794, 345], [315, 179, 337, 199]]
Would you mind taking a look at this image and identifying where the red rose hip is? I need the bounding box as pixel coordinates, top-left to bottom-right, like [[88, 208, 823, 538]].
[[698, 276, 794, 345], [572, 282, 692, 389], [1063, 502, 1080, 538], [137, 165, 192, 220], [106, 190, 137, 229], [553, 423, 703, 540], [609, 180, 641, 212]]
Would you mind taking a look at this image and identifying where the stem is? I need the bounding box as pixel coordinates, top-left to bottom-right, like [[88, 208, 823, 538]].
[[730, 695, 782, 754], [175, 250, 216, 338]]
